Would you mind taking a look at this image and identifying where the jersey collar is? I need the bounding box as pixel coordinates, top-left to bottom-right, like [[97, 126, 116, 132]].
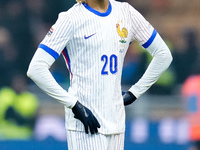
[[82, 1, 112, 17]]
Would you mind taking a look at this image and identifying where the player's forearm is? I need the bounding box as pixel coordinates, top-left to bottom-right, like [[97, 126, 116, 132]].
[[27, 48, 77, 108], [129, 34, 173, 98]]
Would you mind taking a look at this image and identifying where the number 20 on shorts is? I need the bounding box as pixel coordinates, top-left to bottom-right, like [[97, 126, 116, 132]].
[[101, 54, 118, 75]]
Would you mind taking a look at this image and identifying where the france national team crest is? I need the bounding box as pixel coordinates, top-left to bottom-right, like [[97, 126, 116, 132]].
[[116, 21, 128, 43], [47, 27, 54, 37]]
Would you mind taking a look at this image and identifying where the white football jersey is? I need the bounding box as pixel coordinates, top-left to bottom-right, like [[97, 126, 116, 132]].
[[39, 0, 156, 134]]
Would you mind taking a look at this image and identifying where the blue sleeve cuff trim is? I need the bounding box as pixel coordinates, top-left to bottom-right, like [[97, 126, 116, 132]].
[[142, 29, 157, 49], [38, 44, 59, 60]]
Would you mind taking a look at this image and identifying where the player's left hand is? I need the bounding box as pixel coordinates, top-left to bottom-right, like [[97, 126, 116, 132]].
[[123, 91, 137, 106], [72, 101, 100, 134]]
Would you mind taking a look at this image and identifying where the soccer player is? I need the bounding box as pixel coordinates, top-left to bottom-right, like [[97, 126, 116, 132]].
[[27, 0, 172, 149]]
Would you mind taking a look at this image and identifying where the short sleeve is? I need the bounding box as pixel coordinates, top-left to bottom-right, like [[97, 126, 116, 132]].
[[39, 12, 73, 59], [128, 4, 156, 48]]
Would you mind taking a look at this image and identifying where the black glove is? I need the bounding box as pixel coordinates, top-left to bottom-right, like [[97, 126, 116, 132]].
[[72, 101, 100, 134], [123, 91, 137, 106]]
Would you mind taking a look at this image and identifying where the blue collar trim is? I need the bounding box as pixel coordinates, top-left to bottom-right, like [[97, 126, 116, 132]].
[[82, 1, 112, 17]]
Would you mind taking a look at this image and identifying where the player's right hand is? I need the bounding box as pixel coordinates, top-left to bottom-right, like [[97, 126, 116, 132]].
[[72, 101, 100, 134]]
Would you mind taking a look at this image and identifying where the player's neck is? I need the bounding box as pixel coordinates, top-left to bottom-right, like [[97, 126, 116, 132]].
[[86, 0, 109, 13]]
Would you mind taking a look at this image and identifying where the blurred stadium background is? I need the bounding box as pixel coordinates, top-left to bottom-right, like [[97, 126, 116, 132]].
[[0, 0, 200, 149]]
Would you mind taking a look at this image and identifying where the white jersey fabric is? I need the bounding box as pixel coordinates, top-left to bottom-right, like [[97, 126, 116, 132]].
[[27, 0, 172, 135], [66, 130, 124, 150]]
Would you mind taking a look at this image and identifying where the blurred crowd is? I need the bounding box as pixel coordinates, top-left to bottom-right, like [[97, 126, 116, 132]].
[[0, 0, 75, 140], [0, 0, 76, 88], [0, 0, 200, 143]]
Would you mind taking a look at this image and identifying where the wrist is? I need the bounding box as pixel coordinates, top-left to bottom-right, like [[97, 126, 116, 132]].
[[123, 91, 137, 106]]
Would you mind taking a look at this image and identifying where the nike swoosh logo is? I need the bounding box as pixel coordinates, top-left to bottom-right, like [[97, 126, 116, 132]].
[[84, 33, 96, 39], [82, 108, 89, 117]]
